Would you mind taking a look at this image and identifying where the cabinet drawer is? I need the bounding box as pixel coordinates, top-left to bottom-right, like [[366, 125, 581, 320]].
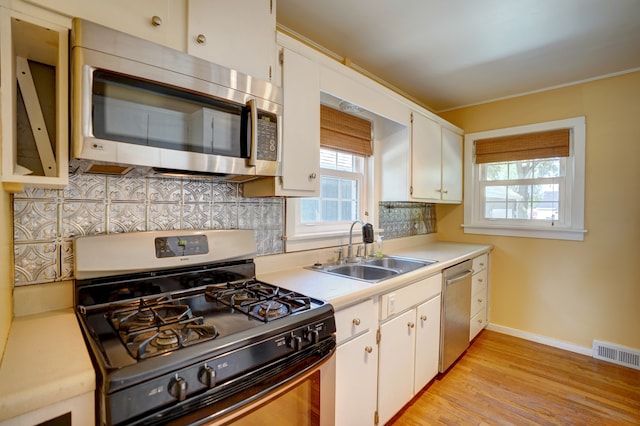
[[470, 308, 487, 340], [471, 268, 487, 296], [472, 254, 488, 273], [335, 299, 377, 344], [470, 291, 487, 317], [380, 273, 441, 321]]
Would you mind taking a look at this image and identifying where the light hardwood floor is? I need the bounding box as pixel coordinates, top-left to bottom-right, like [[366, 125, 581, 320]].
[[389, 330, 640, 425]]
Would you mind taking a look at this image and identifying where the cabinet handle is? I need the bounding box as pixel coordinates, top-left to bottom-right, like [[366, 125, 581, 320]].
[[151, 16, 163, 27], [420, 315, 427, 322], [479, 263, 485, 267], [408, 322, 415, 329], [365, 346, 373, 354], [309, 172, 317, 180], [352, 318, 361, 326], [196, 34, 207, 45]]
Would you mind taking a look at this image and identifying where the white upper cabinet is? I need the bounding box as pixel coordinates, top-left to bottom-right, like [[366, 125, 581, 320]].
[[411, 112, 443, 200], [187, 0, 276, 82], [243, 46, 320, 197], [22, 0, 174, 47], [380, 110, 463, 203]]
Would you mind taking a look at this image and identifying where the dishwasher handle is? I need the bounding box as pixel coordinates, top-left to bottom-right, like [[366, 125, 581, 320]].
[[445, 269, 473, 285]]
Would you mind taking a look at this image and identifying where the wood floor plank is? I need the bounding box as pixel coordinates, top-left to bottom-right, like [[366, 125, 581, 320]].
[[389, 330, 640, 425]]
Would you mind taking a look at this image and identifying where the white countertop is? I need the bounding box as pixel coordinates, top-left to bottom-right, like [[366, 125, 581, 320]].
[[257, 238, 492, 310], [0, 309, 95, 422]]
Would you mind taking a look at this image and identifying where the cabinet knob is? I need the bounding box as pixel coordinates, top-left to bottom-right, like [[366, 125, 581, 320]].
[[420, 315, 427, 322], [442, 189, 448, 194], [478, 319, 484, 324], [478, 278, 484, 283], [309, 172, 317, 180], [408, 322, 415, 329], [151, 16, 163, 27], [478, 298, 483, 303], [352, 318, 361, 326], [365, 346, 373, 354], [196, 34, 207, 45]]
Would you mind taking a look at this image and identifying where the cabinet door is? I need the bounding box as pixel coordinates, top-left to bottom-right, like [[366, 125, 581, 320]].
[[279, 48, 320, 194], [377, 309, 416, 425], [414, 295, 441, 394], [411, 112, 442, 200], [335, 331, 378, 426], [24, 0, 172, 46], [187, 0, 276, 82], [441, 127, 463, 202]]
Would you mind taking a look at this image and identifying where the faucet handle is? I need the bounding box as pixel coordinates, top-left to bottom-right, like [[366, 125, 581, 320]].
[[334, 247, 344, 264], [356, 245, 363, 257]]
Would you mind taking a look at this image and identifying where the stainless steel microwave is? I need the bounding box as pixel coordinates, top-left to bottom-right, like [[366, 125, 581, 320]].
[[70, 19, 282, 179]]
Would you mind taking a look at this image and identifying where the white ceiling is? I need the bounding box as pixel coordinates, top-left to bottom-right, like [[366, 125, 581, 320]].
[[276, 0, 640, 112]]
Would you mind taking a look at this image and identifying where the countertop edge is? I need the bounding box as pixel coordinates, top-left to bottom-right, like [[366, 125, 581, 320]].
[[0, 308, 96, 422]]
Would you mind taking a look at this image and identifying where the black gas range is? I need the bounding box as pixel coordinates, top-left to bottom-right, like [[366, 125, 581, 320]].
[[74, 230, 336, 425]]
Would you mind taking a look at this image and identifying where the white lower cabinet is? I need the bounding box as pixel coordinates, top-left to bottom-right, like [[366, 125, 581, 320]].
[[377, 274, 441, 425], [413, 295, 441, 394], [334, 299, 378, 426], [336, 330, 378, 426], [470, 253, 489, 340]]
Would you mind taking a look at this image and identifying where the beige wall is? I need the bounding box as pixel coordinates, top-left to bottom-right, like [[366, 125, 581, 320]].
[[438, 71, 640, 349]]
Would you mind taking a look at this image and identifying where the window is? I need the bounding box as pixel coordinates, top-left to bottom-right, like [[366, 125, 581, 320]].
[[285, 104, 372, 250], [300, 149, 362, 224], [463, 117, 586, 241]]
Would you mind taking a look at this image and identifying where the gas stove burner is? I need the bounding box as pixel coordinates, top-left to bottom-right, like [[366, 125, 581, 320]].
[[152, 329, 180, 348], [109, 298, 219, 359], [253, 301, 290, 321], [204, 279, 313, 323]]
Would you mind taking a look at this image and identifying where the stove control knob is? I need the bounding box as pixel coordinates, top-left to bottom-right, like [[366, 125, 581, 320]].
[[289, 334, 303, 351], [169, 375, 188, 401], [198, 365, 216, 388], [305, 328, 320, 344]]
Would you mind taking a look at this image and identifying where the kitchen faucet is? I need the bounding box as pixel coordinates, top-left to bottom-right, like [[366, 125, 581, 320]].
[[346, 220, 364, 262]]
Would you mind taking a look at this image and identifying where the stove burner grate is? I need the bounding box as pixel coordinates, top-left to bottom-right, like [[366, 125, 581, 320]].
[[109, 298, 218, 360], [205, 280, 312, 322]]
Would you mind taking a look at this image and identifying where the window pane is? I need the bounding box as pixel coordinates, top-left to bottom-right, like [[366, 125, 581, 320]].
[[300, 199, 320, 223], [340, 200, 358, 221], [532, 184, 559, 220], [322, 200, 339, 221], [322, 177, 339, 198]]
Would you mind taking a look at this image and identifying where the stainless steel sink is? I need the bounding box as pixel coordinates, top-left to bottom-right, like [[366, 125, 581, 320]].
[[307, 255, 436, 283], [322, 264, 399, 282], [364, 256, 436, 273]]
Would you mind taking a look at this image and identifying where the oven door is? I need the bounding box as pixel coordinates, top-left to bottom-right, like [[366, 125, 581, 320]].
[[143, 338, 336, 426], [208, 351, 335, 426]]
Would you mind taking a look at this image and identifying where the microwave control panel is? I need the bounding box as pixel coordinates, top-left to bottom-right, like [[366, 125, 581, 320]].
[[256, 113, 278, 161]]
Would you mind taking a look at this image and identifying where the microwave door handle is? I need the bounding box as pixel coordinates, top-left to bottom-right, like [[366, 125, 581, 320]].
[[247, 98, 257, 167]]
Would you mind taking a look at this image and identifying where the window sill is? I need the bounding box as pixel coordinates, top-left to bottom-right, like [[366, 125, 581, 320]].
[[284, 228, 382, 252], [462, 223, 587, 241]]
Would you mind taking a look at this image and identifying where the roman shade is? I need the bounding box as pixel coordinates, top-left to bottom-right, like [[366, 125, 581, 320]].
[[320, 104, 372, 157], [475, 128, 570, 164]]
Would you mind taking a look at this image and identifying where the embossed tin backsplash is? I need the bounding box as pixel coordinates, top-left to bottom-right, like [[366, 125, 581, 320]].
[[378, 201, 436, 239], [12, 173, 284, 285]]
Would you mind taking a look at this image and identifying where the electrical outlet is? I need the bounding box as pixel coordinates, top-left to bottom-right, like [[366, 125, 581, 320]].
[[388, 293, 395, 315]]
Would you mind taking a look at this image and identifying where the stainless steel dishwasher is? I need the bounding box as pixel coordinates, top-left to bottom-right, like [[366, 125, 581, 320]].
[[439, 259, 474, 372]]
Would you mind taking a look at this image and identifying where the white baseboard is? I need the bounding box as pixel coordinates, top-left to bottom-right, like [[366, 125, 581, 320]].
[[486, 323, 592, 357]]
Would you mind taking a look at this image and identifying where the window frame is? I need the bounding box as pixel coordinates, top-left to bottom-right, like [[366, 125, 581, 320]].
[[285, 149, 372, 251], [463, 117, 587, 241]]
